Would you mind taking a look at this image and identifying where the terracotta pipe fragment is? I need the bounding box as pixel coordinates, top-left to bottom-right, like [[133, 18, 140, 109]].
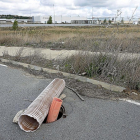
[[47, 97, 63, 123]]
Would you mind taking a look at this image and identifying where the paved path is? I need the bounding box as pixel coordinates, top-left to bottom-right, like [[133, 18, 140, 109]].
[[0, 46, 76, 60], [1, 46, 140, 60], [0, 64, 140, 140]]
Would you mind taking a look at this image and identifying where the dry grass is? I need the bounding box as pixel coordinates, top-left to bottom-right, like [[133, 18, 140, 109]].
[[2, 49, 140, 91], [55, 51, 140, 90], [1, 25, 140, 90], [0, 26, 140, 52]]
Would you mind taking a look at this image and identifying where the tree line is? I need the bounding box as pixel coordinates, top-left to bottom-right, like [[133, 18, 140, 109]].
[[0, 15, 31, 19]]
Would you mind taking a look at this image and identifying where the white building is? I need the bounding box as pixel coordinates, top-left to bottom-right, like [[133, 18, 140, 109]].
[[32, 16, 87, 24], [53, 16, 87, 23], [32, 16, 49, 23], [0, 19, 32, 23], [0, 19, 6, 24]]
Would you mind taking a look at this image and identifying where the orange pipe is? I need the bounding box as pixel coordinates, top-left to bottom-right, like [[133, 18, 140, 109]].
[[47, 97, 63, 123]]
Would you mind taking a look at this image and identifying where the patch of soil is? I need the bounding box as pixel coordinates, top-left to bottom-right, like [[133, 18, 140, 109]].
[[65, 78, 128, 100]]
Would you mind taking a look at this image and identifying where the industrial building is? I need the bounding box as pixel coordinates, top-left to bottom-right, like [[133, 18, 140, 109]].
[[0, 18, 32, 24], [32, 16, 114, 24], [32, 16, 87, 24], [0, 16, 140, 25], [0, 19, 6, 24], [32, 16, 49, 24], [71, 19, 101, 24]]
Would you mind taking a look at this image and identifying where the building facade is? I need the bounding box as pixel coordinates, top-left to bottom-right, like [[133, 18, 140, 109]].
[[0, 18, 32, 23], [32, 16, 49, 23], [32, 16, 87, 24], [0, 19, 6, 23]]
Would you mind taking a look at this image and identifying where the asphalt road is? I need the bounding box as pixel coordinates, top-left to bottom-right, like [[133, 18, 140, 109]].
[[0, 64, 140, 140], [0, 24, 104, 27]]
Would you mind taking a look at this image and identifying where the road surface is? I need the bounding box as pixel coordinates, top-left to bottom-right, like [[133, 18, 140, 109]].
[[0, 24, 105, 28], [0, 64, 140, 140]]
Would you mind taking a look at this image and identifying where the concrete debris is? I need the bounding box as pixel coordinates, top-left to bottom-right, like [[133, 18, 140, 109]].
[[131, 92, 138, 96], [96, 84, 103, 89], [59, 94, 66, 100], [53, 65, 60, 71], [79, 72, 87, 76], [123, 88, 139, 96]]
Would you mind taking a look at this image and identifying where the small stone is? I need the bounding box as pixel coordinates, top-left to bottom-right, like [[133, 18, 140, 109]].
[[131, 92, 138, 96], [97, 84, 103, 89], [59, 94, 66, 100]]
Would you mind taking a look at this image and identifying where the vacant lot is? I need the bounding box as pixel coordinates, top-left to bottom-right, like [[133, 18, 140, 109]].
[[1, 25, 140, 92], [0, 25, 140, 52]]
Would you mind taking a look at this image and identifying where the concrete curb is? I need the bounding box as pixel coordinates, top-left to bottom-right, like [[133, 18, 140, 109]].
[[0, 58, 125, 92]]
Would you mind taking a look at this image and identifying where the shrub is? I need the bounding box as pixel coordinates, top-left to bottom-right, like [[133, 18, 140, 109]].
[[103, 19, 107, 24], [12, 20, 18, 30]]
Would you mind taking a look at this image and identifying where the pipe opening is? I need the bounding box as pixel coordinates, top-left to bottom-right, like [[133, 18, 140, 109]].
[[54, 98, 62, 102], [18, 115, 39, 132]]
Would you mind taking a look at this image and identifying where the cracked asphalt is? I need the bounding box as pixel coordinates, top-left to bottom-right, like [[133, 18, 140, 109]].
[[0, 64, 140, 140]]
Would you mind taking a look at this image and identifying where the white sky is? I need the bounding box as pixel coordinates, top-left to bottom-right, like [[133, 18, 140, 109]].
[[0, 0, 139, 19]]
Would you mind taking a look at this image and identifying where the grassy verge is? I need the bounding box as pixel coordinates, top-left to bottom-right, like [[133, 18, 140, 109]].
[[2, 49, 140, 91]]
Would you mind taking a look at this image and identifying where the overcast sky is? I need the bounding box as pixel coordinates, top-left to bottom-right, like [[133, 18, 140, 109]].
[[0, 0, 139, 19]]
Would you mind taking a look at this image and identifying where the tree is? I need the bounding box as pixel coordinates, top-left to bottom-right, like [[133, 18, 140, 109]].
[[108, 19, 112, 24], [121, 18, 124, 24], [103, 18, 107, 24], [12, 20, 18, 30], [47, 16, 52, 24]]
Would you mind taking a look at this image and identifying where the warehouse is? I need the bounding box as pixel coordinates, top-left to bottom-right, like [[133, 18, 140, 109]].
[[32, 16, 49, 23], [0, 18, 32, 24], [32, 16, 87, 24], [0, 19, 6, 24], [71, 19, 102, 24]]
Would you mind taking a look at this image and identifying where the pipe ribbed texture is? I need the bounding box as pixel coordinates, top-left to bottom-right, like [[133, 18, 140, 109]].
[[18, 78, 65, 132]]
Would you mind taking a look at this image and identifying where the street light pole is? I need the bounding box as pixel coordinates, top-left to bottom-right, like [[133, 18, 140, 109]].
[[53, 4, 55, 26], [92, 7, 93, 24]]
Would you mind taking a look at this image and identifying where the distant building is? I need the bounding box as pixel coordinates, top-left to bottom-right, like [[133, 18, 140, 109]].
[[0, 19, 6, 24], [32, 16, 87, 24], [32, 16, 49, 24], [0, 15, 139, 25], [0, 18, 32, 24], [133, 21, 138, 25], [71, 19, 102, 24]]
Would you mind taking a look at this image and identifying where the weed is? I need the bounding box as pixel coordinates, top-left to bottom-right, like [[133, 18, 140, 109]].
[[14, 48, 24, 61]]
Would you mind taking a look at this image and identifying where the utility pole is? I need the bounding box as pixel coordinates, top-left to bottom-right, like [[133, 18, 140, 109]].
[[29, 4, 32, 19], [129, 6, 138, 23], [53, 4, 55, 26], [92, 7, 93, 24]]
